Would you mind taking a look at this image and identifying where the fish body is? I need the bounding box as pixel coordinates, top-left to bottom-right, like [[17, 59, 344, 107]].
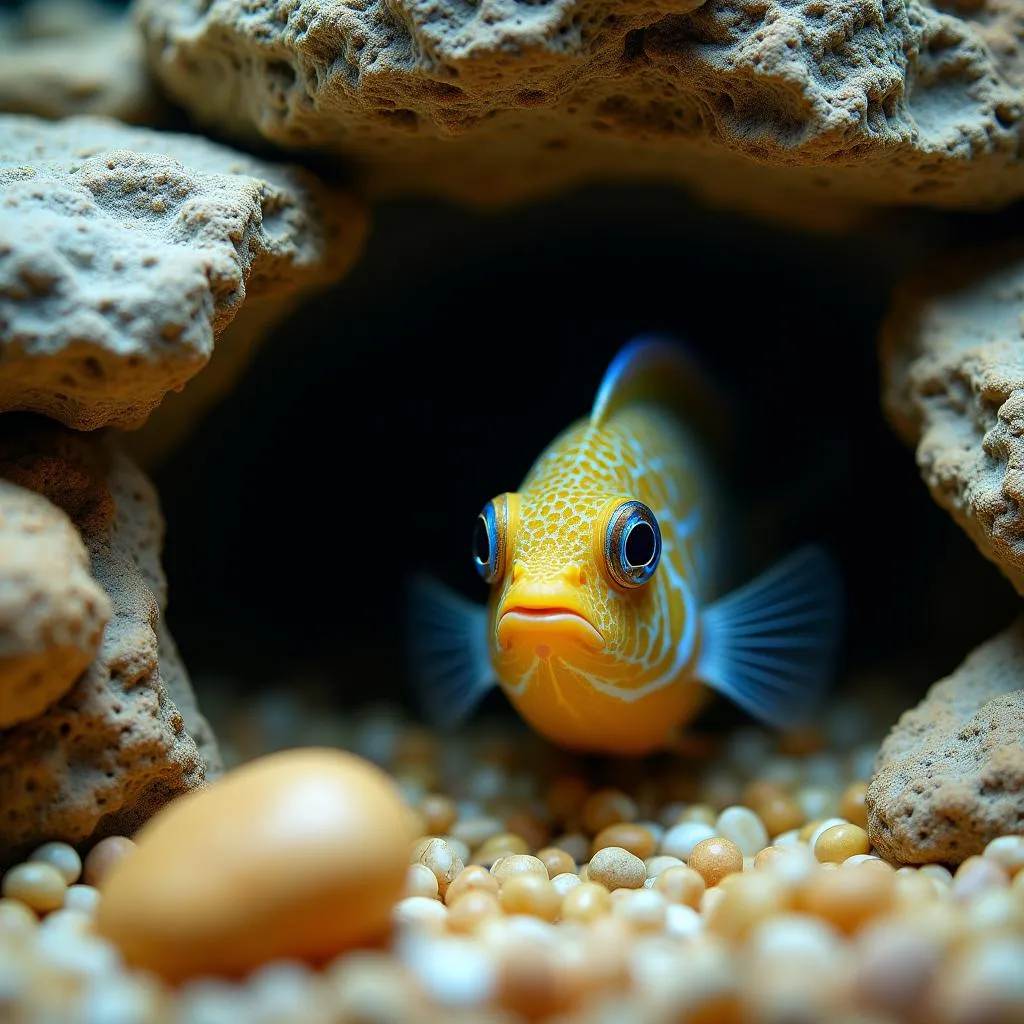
[[409, 338, 842, 756]]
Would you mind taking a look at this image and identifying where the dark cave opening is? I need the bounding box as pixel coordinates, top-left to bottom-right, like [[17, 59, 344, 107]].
[[151, 183, 1022, 723]]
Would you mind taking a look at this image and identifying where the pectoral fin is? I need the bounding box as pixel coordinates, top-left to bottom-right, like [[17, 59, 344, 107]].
[[406, 574, 497, 729], [696, 545, 843, 728]]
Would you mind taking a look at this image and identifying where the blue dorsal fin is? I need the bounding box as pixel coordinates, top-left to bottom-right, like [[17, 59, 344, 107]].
[[696, 545, 844, 728], [406, 574, 497, 730], [589, 335, 734, 452]]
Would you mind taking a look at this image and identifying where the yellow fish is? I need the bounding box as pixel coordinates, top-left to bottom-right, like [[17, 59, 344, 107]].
[[409, 338, 842, 756]]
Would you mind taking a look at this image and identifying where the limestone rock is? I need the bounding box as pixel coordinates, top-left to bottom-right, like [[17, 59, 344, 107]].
[[866, 619, 1024, 865], [0, 478, 111, 729], [880, 244, 1024, 595], [0, 114, 369, 431], [0, 417, 220, 867], [135, 0, 1024, 222], [0, 0, 163, 125]]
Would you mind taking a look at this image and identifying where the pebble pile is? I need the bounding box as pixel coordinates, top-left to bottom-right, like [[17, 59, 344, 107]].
[[2, 700, 1023, 1024]]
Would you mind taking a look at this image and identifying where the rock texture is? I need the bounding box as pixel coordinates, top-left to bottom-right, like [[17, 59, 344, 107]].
[[0, 417, 220, 868], [867, 618, 1024, 865], [0, 0, 163, 125], [0, 479, 111, 729], [881, 244, 1024, 596], [135, 0, 1024, 220], [0, 114, 369, 431]]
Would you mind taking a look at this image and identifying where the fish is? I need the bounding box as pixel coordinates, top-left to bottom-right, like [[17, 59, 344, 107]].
[[407, 336, 843, 756]]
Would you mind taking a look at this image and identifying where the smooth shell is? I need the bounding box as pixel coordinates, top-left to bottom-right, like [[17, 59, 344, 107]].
[[95, 748, 416, 982]]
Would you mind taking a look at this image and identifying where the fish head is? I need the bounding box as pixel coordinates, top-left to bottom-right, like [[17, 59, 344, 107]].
[[473, 489, 690, 751]]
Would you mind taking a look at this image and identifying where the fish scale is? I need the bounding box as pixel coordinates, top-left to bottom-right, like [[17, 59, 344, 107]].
[[408, 337, 844, 756]]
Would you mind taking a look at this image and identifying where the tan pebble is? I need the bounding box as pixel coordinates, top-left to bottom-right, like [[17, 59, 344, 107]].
[[853, 914, 946, 1017], [491, 854, 547, 884], [756, 794, 806, 838], [754, 846, 786, 870], [0, 898, 37, 932], [715, 806, 769, 857], [591, 823, 657, 861], [660, 821, 717, 860], [497, 937, 585, 1019], [688, 837, 744, 888], [536, 847, 576, 879], [806, 817, 848, 849], [587, 847, 646, 890], [952, 855, 1009, 904], [94, 748, 415, 983], [927, 935, 1024, 1024], [581, 789, 638, 835], [445, 865, 499, 906], [393, 896, 448, 931], [29, 842, 82, 885], [441, 835, 471, 864], [83, 836, 136, 889], [895, 870, 943, 906], [446, 890, 502, 933], [1, 862, 66, 913], [500, 874, 561, 922], [403, 863, 440, 900], [676, 803, 717, 826], [742, 779, 790, 808], [705, 871, 791, 942], [797, 863, 896, 933], [839, 781, 869, 829], [983, 835, 1024, 878], [814, 824, 870, 863], [654, 865, 705, 909], [473, 833, 529, 867], [418, 794, 458, 835], [550, 872, 582, 897], [551, 833, 590, 865], [64, 884, 101, 915], [561, 881, 613, 923], [799, 819, 826, 842], [612, 888, 667, 931], [412, 837, 465, 898], [700, 886, 726, 915], [962, 887, 1024, 937], [644, 855, 684, 879]]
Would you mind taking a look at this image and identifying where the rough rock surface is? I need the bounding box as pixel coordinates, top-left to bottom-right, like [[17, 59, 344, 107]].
[[0, 0, 163, 125], [881, 244, 1024, 596], [0, 114, 368, 431], [867, 618, 1024, 865], [135, 0, 1024, 220], [0, 479, 111, 729], [0, 417, 220, 867]]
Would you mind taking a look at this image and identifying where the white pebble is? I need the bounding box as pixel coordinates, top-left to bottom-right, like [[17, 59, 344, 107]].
[[660, 822, 716, 860], [38, 908, 91, 936], [773, 829, 805, 849], [747, 913, 844, 965], [392, 896, 448, 931], [798, 788, 840, 822], [30, 842, 82, 885], [715, 806, 769, 857], [176, 978, 247, 1024], [64, 885, 101, 915], [638, 821, 665, 846], [613, 889, 667, 930], [248, 960, 319, 1020], [81, 976, 162, 1024], [36, 929, 121, 976], [403, 936, 497, 1007], [551, 872, 582, 897], [918, 864, 953, 887], [664, 903, 703, 939], [984, 835, 1024, 877]]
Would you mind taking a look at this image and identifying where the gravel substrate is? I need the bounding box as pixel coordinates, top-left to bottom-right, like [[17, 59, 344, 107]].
[[2, 695, 1023, 1024]]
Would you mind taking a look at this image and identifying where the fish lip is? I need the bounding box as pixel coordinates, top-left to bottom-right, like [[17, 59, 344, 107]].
[[496, 607, 604, 647]]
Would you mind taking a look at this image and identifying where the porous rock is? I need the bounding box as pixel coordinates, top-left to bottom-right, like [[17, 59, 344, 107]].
[[136, 0, 1024, 222], [0, 417, 220, 867], [0, 114, 368, 431], [867, 618, 1024, 865], [881, 244, 1024, 595], [0, 0, 163, 125], [0, 478, 111, 729]]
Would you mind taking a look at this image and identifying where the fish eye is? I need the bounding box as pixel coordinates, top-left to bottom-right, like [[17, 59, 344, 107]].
[[602, 500, 662, 590], [472, 495, 508, 584]]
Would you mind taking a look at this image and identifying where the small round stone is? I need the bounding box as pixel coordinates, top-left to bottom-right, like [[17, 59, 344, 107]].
[[413, 838, 465, 898], [612, 889, 667, 932], [591, 824, 657, 861], [499, 874, 561, 922], [404, 863, 440, 900], [29, 842, 82, 885], [797, 863, 896, 933], [653, 865, 705, 909], [581, 789, 638, 835], [715, 806, 769, 857], [755, 794, 806, 838], [393, 896, 449, 931], [473, 833, 529, 867], [550, 872, 582, 897], [688, 838, 744, 888], [1, 862, 66, 913], [535, 847, 576, 879], [660, 822, 717, 860], [561, 882, 613, 923], [814, 824, 871, 863], [445, 865, 500, 906], [644, 855, 684, 880], [83, 837, 136, 889], [64, 884, 102, 915], [839, 781, 869, 829], [447, 890, 502, 934], [418, 794, 458, 835], [490, 855, 548, 884], [0, 897, 37, 932], [587, 847, 646, 891], [983, 835, 1024, 878]]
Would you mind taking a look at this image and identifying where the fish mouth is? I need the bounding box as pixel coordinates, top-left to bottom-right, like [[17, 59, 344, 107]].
[[496, 607, 604, 650]]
